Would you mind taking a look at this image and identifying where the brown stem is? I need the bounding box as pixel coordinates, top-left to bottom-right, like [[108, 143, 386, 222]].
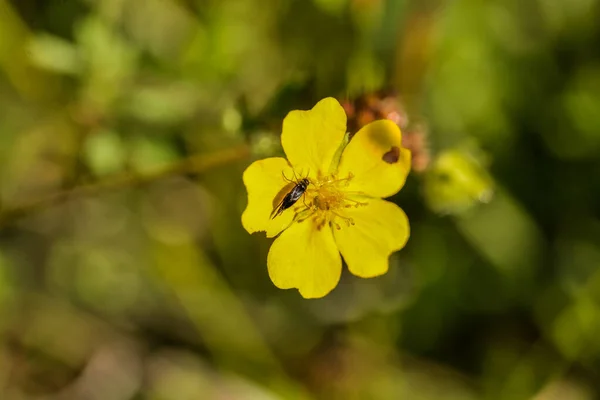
[[0, 144, 250, 228]]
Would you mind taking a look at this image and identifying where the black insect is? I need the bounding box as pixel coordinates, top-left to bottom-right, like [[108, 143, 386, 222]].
[[270, 177, 310, 219]]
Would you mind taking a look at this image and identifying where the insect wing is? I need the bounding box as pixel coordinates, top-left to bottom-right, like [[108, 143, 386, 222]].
[[270, 179, 310, 220], [269, 185, 300, 219], [270, 196, 287, 219]]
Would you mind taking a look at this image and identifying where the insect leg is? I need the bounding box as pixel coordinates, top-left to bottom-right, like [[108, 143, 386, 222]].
[[282, 170, 294, 183], [292, 168, 300, 181], [301, 192, 310, 210]]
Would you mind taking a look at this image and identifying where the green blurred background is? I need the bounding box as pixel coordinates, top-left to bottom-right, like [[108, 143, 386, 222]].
[[1, 0, 600, 399]]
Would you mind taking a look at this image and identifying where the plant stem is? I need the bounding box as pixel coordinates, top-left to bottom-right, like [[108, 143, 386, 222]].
[[0, 144, 250, 228]]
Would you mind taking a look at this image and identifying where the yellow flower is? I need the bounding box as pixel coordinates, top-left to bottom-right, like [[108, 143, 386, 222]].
[[242, 97, 411, 299]]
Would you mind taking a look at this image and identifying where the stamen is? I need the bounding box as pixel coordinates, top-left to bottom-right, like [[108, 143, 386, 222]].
[[293, 172, 365, 231], [330, 211, 355, 228], [343, 198, 367, 208], [294, 207, 316, 223], [319, 172, 354, 187], [315, 215, 327, 231]]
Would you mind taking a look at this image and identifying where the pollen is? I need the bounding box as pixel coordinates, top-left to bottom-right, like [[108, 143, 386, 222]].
[[295, 172, 366, 230]]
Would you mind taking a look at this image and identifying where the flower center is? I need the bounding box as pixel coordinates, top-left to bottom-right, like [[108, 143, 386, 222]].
[[294, 173, 366, 231]]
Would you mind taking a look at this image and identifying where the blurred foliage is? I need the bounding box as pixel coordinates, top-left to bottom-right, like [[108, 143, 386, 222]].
[[0, 0, 600, 399]]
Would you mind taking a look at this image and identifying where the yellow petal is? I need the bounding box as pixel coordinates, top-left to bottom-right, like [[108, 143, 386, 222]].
[[337, 119, 411, 198], [281, 97, 347, 177], [267, 220, 341, 299], [333, 199, 409, 278], [241, 157, 298, 238]]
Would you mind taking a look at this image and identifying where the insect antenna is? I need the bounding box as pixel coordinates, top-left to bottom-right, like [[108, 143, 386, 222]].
[[282, 170, 294, 183], [292, 168, 300, 182], [306, 169, 312, 181]]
